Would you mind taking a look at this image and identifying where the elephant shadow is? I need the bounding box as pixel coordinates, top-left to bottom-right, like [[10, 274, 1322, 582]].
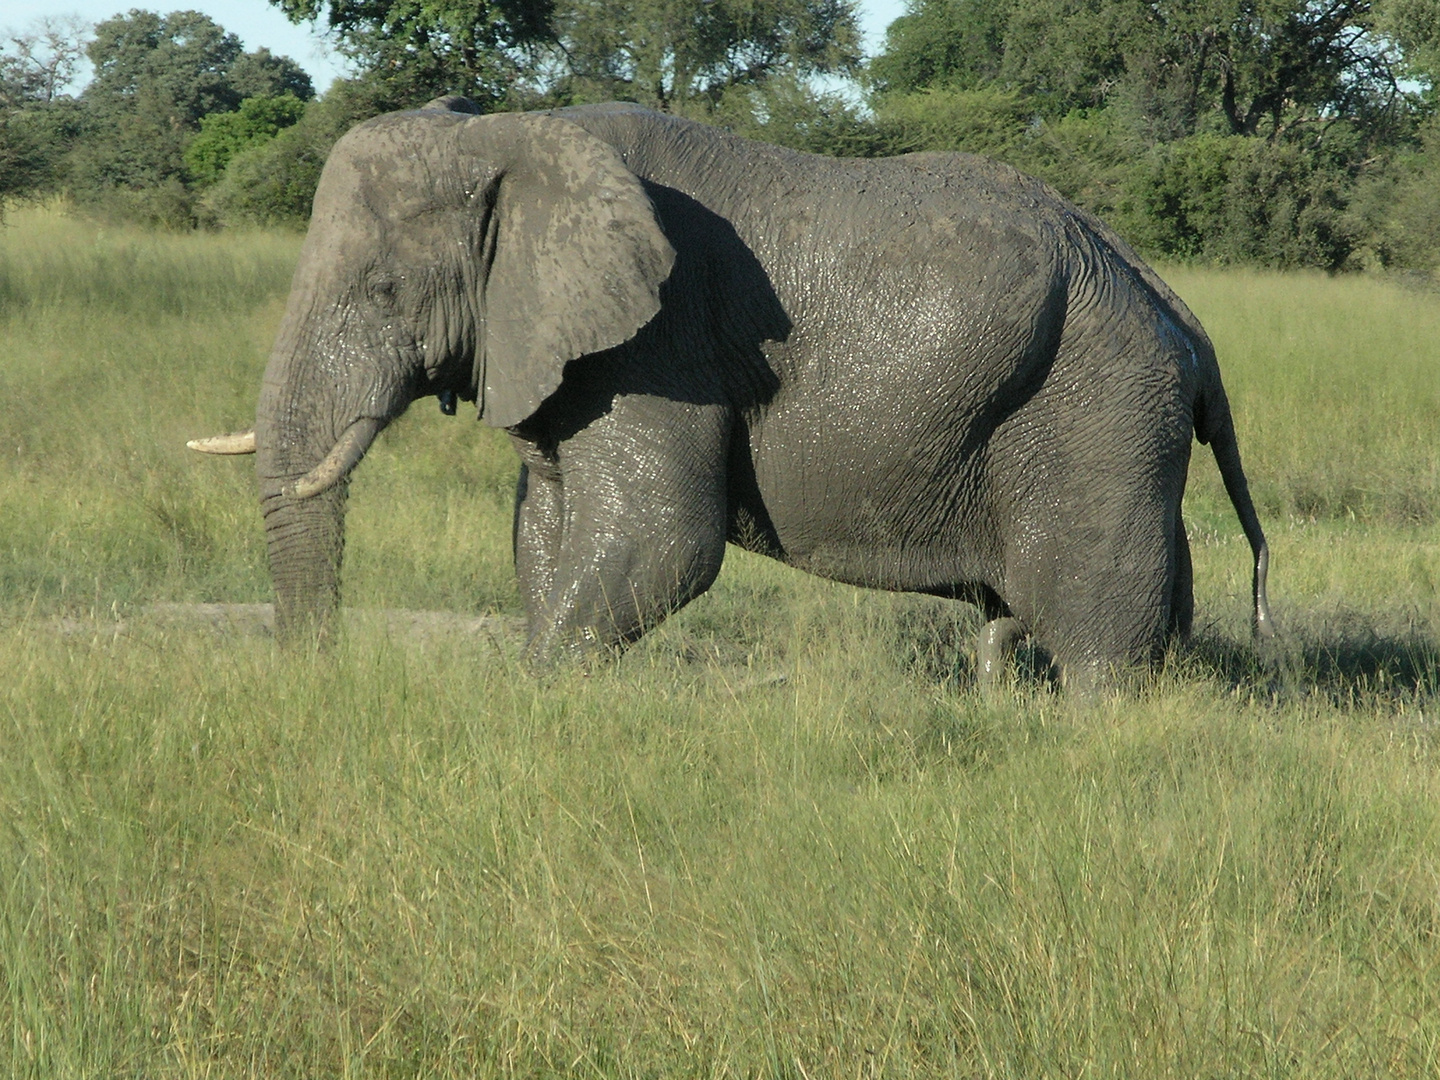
[[1186, 608, 1438, 708], [886, 596, 1436, 704], [520, 182, 790, 448]]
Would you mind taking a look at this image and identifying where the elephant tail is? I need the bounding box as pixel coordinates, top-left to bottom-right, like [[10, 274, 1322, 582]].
[[1196, 383, 1274, 640]]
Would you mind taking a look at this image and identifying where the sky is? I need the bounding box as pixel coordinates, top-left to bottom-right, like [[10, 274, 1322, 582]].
[[6, 0, 908, 95]]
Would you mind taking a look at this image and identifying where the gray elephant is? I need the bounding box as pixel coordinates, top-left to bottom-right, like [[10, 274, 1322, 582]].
[[190, 97, 1272, 687]]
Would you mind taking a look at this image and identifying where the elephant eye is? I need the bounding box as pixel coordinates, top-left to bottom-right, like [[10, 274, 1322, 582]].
[[367, 275, 399, 304]]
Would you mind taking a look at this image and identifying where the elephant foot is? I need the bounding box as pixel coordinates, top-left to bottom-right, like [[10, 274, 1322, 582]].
[[976, 617, 1025, 693]]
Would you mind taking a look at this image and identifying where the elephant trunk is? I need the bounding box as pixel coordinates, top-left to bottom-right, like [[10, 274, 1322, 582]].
[[262, 485, 348, 641], [255, 312, 405, 643]]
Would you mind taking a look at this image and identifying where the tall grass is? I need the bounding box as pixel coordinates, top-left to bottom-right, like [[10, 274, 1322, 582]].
[[1, 204, 1437, 1076], [1172, 266, 1440, 531]]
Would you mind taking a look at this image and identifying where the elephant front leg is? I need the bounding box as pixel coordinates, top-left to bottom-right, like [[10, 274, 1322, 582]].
[[521, 396, 732, 667], [512, 459, 564, 621]]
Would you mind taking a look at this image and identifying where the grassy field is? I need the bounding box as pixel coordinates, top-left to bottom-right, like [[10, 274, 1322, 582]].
[[1, 204, 1437, 1077]]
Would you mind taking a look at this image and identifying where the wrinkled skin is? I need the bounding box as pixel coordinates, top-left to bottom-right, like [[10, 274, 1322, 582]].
[[246, 98, 1271, 687]]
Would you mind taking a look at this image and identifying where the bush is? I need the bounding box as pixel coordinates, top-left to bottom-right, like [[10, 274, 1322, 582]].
[[185, 92, 306, 186], [708, 76, 885, 157], [864, 90, 1138, 220], [204, 77, 442, 228], [1118, 134, 1360, 269], [203, 120, 328, 227], [869, 86, 1035, 159], [1349, 115, 1440, 278]]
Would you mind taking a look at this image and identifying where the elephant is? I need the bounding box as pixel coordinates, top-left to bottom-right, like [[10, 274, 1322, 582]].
[[189, 96, 1272, 688]]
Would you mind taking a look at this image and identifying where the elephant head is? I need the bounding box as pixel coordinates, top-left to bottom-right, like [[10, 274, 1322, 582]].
[[192, 99, 676, 639]]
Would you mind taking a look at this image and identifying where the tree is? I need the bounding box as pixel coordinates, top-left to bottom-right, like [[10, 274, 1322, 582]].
[[85, 9, 245, 126], [269, 0, 555, 107], [550, 0, 862, 113], [869, 0, 1414, 139], [270, 0, 861, 115], [65, 9, 314, 225], [0, 18, 90, 206], [202, 78, 400, 225], [1378, 0, 1440, 88], [229, 46, 316, 99], [0, 16, 89, 107], [868, 0, 1008, 95]]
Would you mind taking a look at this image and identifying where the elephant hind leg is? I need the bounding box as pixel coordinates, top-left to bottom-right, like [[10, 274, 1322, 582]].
[[1168, 523, 1194, 641], [1005, 510, 1176, 693], [976, 616, 1025, 692]]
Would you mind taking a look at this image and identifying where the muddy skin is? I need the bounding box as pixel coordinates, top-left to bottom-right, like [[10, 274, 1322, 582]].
[[213, 99, 1270, 687]]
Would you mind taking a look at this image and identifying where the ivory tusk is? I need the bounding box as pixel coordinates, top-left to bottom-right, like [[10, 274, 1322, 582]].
[[187, 429, 256, 455], [281, 417, 383, 499]]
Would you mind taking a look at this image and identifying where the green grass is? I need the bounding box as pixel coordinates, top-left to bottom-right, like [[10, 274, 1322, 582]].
[[2, 204, 1438, 1076]]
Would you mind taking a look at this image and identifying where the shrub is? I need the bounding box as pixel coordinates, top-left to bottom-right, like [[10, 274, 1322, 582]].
[[185, 92, 305, 186], [1349, 115, 1440, 278], [1119, 134, 1360, 269], [865, 90, 1139, 220], [204, 78, 438, 228], [869, 86, 1035, 159]]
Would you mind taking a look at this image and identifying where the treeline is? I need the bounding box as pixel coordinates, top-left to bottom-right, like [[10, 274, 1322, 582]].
[[1, 0, 1436, 275]]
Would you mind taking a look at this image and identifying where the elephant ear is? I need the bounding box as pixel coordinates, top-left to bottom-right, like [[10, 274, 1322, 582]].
[[456, 113, 676, 428]]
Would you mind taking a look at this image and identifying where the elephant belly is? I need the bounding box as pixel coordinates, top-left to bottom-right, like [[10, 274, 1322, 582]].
[[735, 403, 1000, 597]]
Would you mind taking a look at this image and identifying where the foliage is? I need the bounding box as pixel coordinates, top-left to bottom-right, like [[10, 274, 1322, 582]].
[[0, 1, 1432, 273], [545, 0, 862, 113], [704, 73, 882, 154], [0, 19, 89, 206], [860, 89, 1140, 221], [870, 0, 1415, 139], [185, 92, 307, 185], [1379, 0, 1440, 87], [0, 16, 88, 108], [56, 9, 313, 226], [269, 0, 861, 116], [862, 0, 1438, 271], [270, 0, 554, 107], [228, 45, 318, 100], [871, 84, 1039, 157], [1347, 113, 1440, 274], [200, 78, 421, 227], [87, 9, 242, 125], [1116, 132, 1363, 269]]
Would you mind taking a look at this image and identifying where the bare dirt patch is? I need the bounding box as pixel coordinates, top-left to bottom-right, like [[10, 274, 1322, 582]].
[[51, 603, 526, 646]]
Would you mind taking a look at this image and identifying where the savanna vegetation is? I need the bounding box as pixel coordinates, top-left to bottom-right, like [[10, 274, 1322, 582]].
[[1, 0, 1436, 1074], [2, 0, 1438, 277], [1, 187, 1436, 1074]]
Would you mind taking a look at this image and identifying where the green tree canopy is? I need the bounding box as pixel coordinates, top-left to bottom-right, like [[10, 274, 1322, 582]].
[[269, 0, 554, 107], [551, 0, 862, 112], [63, 9, 314, 225], [871, 0, 1418, 139], [269, 0, 861, 114], [88, 9, 235, 124], [228, 46, 318, 100], [185, 91, 307, 184], [1378, 0, 1440, 85]]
